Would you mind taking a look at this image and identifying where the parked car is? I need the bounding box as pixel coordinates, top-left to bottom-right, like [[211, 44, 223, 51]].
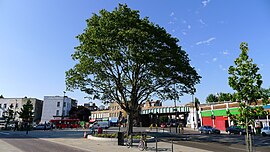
[[261, 126, 270, 137], [198, 125, 220, 134], [226, 126, 244, 135], [33, 124, 51, 130], [89, 121, 110, 129]]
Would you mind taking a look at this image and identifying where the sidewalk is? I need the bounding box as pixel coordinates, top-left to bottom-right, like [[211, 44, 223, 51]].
[[41, 137, 213, 152], [0, 139, 23, 152]]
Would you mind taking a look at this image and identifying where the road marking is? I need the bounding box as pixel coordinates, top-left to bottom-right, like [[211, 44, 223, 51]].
[[228, 146, 246, 151], [0, 132, 10, 135]]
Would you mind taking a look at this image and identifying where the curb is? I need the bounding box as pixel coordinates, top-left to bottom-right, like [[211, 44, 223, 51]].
[[87, 135, 118, 141], [87, 135, 156, 143]]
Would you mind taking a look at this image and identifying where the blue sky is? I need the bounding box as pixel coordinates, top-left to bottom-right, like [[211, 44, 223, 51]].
[[1, 0, 270, 106]]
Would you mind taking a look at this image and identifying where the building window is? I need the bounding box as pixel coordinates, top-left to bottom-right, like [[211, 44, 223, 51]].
[[56, 110, 59, 116], [4, 104, 7, 109], [57, 102, 60, 107], [63, 102, 66, 107], [63, 110, 65, 116]]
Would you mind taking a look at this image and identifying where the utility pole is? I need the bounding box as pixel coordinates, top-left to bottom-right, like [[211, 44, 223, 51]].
[[62, 91, 66, 128]]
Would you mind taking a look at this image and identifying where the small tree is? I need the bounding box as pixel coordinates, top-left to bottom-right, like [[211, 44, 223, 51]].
[[205, 94, 218, 103], [3, 104, 14, 129], [0, 95, 4, 98], [228, 42, 268, 152], [18, 99, 34, 133]]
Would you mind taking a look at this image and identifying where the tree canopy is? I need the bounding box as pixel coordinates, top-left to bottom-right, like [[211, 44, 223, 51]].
[[205, 94, 218, 103], [66, 4, 201, 134], [18, 99, 34, 122]]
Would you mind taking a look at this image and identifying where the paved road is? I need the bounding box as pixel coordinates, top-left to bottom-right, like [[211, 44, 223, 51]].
[[0, 132, 88, 152], [1, 127, 270, 152]]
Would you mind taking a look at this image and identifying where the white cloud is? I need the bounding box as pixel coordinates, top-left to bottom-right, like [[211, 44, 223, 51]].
[[168, 21, 174, 24], [188, 25, 191, 29], [170, 12, 174, 17], [219, 65, 227, 71], [202, 0, 211, 7], [205, 61, 210, 64], [196, 37, 216, 45], [199, 19, 206, 25], [182, 31, 187, 35], [182, 20, 187, 24], [172, 29, 175, 33], [223, 50, 229, 55], [213, 58, 217, 62]]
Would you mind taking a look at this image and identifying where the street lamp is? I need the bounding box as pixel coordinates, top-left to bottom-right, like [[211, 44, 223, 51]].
[[61, 91, 66, 128]]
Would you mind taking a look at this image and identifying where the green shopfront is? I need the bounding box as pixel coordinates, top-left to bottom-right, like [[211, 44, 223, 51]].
[[200, 104, 240, 131]]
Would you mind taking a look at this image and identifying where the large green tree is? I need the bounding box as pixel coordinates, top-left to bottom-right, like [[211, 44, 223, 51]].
[[66, 4, 201, 134], [228, 42, 268, 152]]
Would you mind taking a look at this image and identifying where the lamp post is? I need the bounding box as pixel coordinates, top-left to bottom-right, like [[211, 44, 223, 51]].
[[61, 91, 66, 128]]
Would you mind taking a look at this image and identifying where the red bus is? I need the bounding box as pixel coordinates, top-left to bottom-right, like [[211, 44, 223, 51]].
[[50, 119, 80, 129]]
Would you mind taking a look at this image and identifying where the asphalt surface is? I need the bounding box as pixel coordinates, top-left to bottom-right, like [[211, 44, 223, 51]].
[[0, 132, 88, 152], [1, 127, 270, 152]]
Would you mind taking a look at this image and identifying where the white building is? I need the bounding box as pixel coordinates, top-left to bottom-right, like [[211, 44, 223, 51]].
[[41, 96, 77, 123]]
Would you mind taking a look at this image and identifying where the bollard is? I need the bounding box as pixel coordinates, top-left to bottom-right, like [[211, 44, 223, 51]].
[[155, 137, 158, 152], [171, 139, 174, 152]]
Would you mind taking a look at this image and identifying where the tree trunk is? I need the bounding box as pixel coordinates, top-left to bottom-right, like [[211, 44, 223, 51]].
[[245, 117, 253, 152], [127, 111, 134, 135]]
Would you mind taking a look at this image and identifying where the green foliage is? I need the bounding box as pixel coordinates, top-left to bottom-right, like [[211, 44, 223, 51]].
[[66, 4, 200, 134], [159, 115, 168, 123], [69, 106, 91, 121], [3, 104, 14, 129], [18, 99, 34, 122], [194, 97, 200, 104], [206, 94, 218, 103], [206, 92, 233, 103], [228, 42, 268, 152], [227, 103, 267, 126], [261, 87, 270, 97], [217, 92, 232, 102], [228, 42, 266, 104]]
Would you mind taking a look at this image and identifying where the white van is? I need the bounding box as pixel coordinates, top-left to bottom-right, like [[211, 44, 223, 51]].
[[89, 121, 110, 129]]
